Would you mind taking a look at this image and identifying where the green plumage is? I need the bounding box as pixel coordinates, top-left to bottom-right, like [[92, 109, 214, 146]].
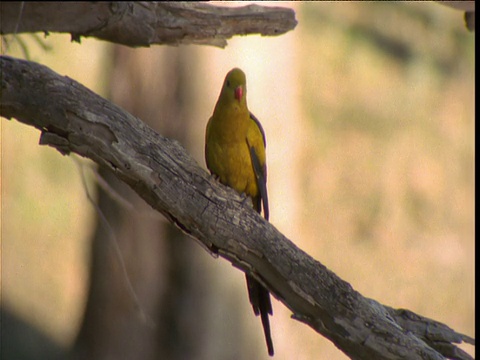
[[205, 68, 273, 356]]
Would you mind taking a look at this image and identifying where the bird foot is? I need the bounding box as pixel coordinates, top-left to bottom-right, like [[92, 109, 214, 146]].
[[239, 192, 251, 206], [209, 173, 220, 181]]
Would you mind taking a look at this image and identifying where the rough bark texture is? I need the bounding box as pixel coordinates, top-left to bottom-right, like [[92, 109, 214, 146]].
[[0, 2, 298, 48], [72, 46, 237, 360], [1, 56, 474, 360]]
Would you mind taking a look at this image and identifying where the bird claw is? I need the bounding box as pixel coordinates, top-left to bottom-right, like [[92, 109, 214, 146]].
[[209, 173, 220, 181], [239, 192, 251, 205]]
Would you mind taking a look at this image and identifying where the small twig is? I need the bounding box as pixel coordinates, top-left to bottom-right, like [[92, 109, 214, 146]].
[[13, 1, 25, 35], [1, 54, 473, 360], [90, 165, 165, 220], [73, 156, 156, 329], [31, 33, 53, 51], [13, 35, 30, 60]]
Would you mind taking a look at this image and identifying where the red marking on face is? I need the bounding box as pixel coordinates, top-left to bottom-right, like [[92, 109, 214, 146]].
[[234, 86, 243, 101]]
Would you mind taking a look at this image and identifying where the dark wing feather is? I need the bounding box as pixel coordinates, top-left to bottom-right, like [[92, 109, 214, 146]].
[[248, 112, 269, 220], [249, 146, 269, 221], [250, 112, 266, 147], [246, 112, 273, 356]]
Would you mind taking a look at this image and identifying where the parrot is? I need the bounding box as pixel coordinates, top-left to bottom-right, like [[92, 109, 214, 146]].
[[205, 68, 274, 356]]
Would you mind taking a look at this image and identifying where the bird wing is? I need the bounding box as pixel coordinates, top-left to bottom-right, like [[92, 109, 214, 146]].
[[248, 112, 269, 220], [249, 112, 266, 147]]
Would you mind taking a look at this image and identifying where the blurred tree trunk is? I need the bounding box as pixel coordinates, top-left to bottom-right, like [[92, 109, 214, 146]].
[[71, 46, 245, 359]]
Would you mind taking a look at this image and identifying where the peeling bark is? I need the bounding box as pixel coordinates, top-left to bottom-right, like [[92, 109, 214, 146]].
[[1, 56, 474, 360], [0, 2, 297, 47]]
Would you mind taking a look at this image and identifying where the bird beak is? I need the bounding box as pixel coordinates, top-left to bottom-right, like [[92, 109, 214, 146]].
[[234, 86, 243, 101]]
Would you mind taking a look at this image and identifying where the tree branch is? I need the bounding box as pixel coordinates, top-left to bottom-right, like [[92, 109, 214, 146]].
[[0, 56, 474, 360], [0, 2, 297, 48]]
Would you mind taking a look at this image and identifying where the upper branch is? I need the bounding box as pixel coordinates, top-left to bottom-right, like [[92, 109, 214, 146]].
[[0, 2, 297, 47], [0, 56, 474, 360]]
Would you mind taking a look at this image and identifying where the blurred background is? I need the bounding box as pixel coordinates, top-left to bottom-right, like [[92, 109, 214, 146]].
[[1, 2, 474, 360]]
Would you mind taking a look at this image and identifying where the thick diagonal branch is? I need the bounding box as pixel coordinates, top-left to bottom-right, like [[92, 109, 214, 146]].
[[0, 2, 297, 48], [0, 56, 474, 360]]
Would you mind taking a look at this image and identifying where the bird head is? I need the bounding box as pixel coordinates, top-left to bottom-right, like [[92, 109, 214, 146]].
[[222, 68, 247, 103]]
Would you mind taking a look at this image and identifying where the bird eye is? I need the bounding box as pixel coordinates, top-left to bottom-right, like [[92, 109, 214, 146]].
[[226, 80, 231, 87]]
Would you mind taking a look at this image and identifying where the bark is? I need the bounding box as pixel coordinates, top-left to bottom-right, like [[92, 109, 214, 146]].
[[72, 45, 242, 360], [0, 2, 297, 48], [1, 55, 474, 360]]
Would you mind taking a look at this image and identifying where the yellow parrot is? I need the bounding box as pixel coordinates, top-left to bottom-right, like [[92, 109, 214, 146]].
[[205, 68, 274, 356]]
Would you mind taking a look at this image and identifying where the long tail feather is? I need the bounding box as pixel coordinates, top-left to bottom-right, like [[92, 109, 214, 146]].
[[246, 274, 274, 356]]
